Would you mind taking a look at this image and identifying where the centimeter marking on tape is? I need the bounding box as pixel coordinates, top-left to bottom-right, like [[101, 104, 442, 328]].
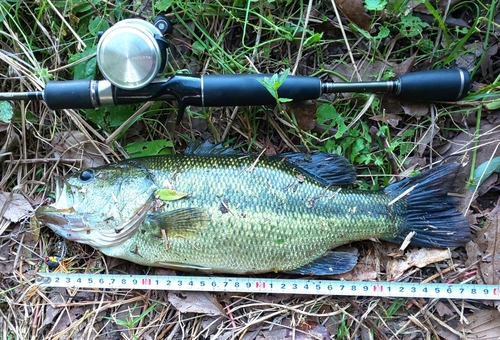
[[35, 273, 500, 300]]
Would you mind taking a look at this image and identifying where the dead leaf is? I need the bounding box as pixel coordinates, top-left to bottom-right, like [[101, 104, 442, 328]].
[[466, 201, 500, 285], [458, 309, 500, 339], [51, 131, 109, 169], [370, 113, 402, 128], [260, 320, 329, 340], [167, 291, 225, 316], [0, 191, 33, 224], [331, 256, 378, 281], [0, 125, 20, 163], [435, 301, 454, 317], [401, 102, 429, 118], [288, 100, 317, 131], [392, 57, 416, 76], [416, 124, 439, 157], [387, 248, 450, 281], [334, 0, 372, 31], [0, 122, 8, 132]]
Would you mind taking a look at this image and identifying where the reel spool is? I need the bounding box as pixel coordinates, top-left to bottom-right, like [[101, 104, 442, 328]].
[[96, 17, 170, 90]]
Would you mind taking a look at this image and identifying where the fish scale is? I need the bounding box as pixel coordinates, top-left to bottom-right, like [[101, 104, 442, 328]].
[[36, 148, 471, 275]]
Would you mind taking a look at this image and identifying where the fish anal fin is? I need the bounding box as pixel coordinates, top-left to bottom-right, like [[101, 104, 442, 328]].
[[148, 207, 209, 238], [279, 153, 356, 186], [285, 251, 358, 275]]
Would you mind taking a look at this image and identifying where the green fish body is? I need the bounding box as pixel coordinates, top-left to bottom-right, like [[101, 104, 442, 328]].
[[36, 143, 470, 275]]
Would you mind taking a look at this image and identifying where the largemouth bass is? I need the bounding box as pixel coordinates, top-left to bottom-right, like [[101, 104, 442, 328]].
[[36, 143, 471, 275]]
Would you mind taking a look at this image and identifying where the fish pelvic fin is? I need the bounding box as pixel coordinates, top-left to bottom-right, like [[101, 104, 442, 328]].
[[384, 158, 471, 248], [284, 251, 358, 275]]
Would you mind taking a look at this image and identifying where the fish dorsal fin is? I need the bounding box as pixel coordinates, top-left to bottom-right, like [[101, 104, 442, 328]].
[[147, 207, 209, 238], [279, 152, 356, 186], [184, 140, 244, 156]]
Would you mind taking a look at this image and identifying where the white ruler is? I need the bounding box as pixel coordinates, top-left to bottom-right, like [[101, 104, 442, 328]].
[[35, 273, 500, 300]]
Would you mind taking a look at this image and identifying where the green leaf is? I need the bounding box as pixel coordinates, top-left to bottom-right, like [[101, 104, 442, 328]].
[[125, 140, 173, 157], [375, 26, 390, 40], [365, 0, 387, 11], [334, 121, 349, 139], [192, 41, 206, 56], [304, 32, 322, 47], [0, 101, 13, 123], [155, 0, 173, 11], [68, 46, 97, 80], [107, 105, 136, 127], [485, 98, 500, 110], [258, 70, 292, 103], [400, 14, 429, 38], [89, 16, 109, 36], [155, 188, 188, 201], [83, 108, 105, 127], [470, 157, 500, 190], [315, 104, 337, 125]]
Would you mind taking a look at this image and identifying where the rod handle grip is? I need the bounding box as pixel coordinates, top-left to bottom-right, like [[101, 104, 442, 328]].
[[44, 80, 95, 110], [202, 74, 321, 107], [397, 68, 470, 101]]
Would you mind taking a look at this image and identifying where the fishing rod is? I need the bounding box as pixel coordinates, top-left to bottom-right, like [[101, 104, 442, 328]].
[[0, 16, 471, 124]]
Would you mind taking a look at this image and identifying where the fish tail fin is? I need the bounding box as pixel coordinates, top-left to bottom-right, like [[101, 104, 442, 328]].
[[383, 158, 471, 248]]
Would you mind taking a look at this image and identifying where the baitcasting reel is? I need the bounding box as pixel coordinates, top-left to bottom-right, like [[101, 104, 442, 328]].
[[96, 16, 172, 90]]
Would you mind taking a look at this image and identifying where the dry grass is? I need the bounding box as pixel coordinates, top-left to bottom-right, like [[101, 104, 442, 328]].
[[0, 1, 499, 339]]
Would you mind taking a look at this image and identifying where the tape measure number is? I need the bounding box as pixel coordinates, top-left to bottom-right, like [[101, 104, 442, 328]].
[[35, 273, 500, 300]]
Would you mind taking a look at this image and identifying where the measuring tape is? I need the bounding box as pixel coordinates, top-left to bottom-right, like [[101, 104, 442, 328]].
[[36, 273, 500, 300]]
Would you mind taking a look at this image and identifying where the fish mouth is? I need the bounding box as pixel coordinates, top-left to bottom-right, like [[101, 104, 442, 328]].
[[36, 198, 153, 249]]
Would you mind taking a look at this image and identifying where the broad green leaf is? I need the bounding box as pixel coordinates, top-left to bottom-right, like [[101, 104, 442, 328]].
[[89, 16, 109, 36], [155, 188, 188, 201], [125, 140, 173, 157], [365, 0, 387, 11], [375, 26, 390, 40], [470, 157, 500, 190], [107, 105, 136, 127], [315, 103, 337, 125], [155, 0, 173, 11], [68, 46, 97, 79], [83, 108, 105, 127], [0, 101, 13, 123]]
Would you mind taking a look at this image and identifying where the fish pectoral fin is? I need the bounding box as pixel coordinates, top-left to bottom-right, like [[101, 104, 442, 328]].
[[148, 207, 209, 237], [157, 261, 212, 272], [284, 251, 358, 275]]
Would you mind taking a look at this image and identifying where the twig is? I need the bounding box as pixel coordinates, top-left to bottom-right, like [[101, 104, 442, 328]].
[[329, 0, 361, 81], [291, 0, 313, 75]]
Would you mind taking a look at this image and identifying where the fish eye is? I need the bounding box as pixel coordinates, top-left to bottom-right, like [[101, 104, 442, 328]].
[[79, 170, 94, 182]]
